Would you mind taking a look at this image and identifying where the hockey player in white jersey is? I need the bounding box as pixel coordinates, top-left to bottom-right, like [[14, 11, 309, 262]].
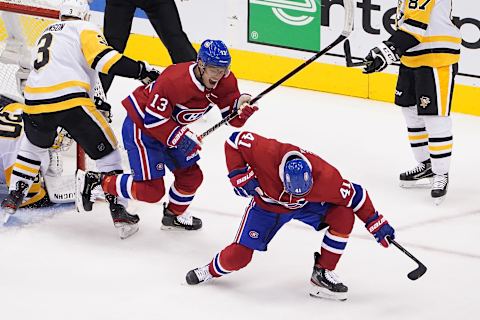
[[363, 0, 460, 205], [0, 0, 160, 239], [0, 95, 75, 210]]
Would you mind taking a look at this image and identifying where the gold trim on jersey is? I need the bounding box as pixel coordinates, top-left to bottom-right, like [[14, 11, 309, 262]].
[[23, 97, 94, 114], [401, 53, 459, 69], [82, 105, 118, 148], [3, 103, 24, 113], [80, 29, 122, 74], [100, 53, 122, 74], [24, 81, 91, 94], [422, 35, 462, 44]]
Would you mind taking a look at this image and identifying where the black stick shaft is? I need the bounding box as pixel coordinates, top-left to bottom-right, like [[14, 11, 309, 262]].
[[199, 35, 347, 139], [388, 238, 425, 267]]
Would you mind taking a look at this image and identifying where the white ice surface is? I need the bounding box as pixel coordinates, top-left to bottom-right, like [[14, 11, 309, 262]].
[[1, 76, 479, 320]]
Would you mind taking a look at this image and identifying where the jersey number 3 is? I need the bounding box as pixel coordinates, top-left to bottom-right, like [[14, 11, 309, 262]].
[[34, 33, 53, 70]]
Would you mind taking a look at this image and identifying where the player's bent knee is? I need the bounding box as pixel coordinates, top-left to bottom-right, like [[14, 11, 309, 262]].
[[324, 206, 355, 235], [173, 164, 203, 192], [133, 179, 165, 203], [221, 243, 254, 271]]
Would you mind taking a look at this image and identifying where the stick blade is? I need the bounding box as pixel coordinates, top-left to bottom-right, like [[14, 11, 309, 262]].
[[407, 264, 427, 280]]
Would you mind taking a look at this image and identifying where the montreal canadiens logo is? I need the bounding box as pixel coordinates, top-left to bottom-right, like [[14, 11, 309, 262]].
[[175, 108, 207, 125], [249, 230, 259, 239]]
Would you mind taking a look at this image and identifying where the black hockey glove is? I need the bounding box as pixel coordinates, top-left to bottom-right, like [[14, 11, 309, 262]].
[[363, 41, 400, 74], [138, 61, 160, 85], [94, 96, 112, 123]]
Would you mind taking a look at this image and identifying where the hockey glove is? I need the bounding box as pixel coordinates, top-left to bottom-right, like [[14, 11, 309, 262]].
[[228, 166, 261, 197], [233, 94, 259, 122], [167, 126, 202, 158], [363, 41, 400, 74], [365, 212, 395, 248], [138, 61, 161, 85], [94, 96, 112, 123]]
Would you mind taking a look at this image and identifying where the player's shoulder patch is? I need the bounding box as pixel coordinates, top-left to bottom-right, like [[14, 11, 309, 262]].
[[226, 131, 243, 149]]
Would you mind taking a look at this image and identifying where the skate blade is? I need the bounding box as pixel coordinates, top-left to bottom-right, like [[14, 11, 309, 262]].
[[399, 178, 433, 189], [309, 283, 347, 301], [433, 195, 446, 206], [160, 224, 186, 231], [1, 212, 12, 225], [116, 223, 139, 239], [75, 169, 86, 213], [160, 224, 200, 231]]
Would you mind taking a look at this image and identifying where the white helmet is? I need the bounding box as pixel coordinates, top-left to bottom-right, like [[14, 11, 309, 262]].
[[59, 0, 90, 20]]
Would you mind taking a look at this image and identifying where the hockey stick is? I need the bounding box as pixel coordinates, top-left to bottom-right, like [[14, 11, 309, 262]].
[[343, 39, 370, 67], [199, 0, 355, 140], [388, 237, 427, 280]]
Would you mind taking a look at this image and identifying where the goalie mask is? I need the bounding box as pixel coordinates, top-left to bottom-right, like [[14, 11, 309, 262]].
[[281, 157, 313, 196], [59, 0, 90, 20]]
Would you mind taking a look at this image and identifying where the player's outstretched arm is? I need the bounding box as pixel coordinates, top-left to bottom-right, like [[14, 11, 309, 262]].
[[107, 57, 160, 85]]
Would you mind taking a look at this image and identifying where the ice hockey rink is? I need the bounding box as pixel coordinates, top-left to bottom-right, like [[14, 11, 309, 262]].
[[1, 75, 479, 320]]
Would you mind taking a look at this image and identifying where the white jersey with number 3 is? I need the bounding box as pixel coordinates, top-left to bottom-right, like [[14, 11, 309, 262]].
[[24, 20, 121, 114]]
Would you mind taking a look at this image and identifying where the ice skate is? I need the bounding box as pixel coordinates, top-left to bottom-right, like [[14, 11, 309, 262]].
[[399, 159, 434, 188], [309, 252, 348, 301], [186, 264, 213, 285], [75, 170, 102, 212], [1, 181, 28, 224], [161, 203, 202, 230], [106, 194, 139, 239], [431, 174, 448, 206]]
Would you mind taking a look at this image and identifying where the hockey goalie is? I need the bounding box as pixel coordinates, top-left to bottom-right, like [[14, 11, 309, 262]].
[[0, 94, 76, 221]]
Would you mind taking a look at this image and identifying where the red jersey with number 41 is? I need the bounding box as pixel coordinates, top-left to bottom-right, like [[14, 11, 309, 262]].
[[225, 131, 376, 221], [121, 62, 245, 145]]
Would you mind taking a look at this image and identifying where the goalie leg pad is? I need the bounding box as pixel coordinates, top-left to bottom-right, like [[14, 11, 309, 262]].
[[44, 174, 76, 204]]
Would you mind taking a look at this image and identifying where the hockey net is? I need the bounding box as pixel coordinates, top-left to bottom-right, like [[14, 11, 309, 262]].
[[0, 0, 101, 172]]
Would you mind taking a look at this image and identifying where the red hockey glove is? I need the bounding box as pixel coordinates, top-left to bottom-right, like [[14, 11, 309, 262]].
[[235, 94, 258, 121], [167, 126, 202, 158], [365, 212, 395, 248], [228, 166, 262, 197]]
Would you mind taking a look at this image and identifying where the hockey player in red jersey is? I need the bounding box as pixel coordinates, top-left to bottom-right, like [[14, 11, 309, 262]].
[[79, 40, 258, 234], [186, 131, 396, 301]]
